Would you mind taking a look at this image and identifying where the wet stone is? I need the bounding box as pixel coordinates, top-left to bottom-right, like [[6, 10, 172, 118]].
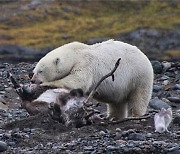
[[8, 142, 16, 146], [151, 61, 163, 74], [107, 145, 118, 150], [121, 129, 135, 137], [162, 62, 171, 72], [167, 147, 180, 154], [173, 114, 180, 125], [0, 141, 8, 152], [153, 85, 162, 92], [128, 133, 146, 141], [149, 98, 171, 110], [174, 84, 180, 90], [168, 97, 180, 103], [84, 146, 94, 151], [160, 75, 170, 81]]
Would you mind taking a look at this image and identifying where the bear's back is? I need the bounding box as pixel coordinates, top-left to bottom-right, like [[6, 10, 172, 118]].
[[47, 41, 88, 57]]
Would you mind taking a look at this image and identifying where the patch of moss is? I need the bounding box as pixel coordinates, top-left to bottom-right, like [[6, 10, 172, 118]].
[[0, 1, 180, 49]]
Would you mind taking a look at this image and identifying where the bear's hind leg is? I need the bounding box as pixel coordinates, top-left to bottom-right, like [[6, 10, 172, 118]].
[[128, 87, 151, 117], [107, 102, 128, 120]]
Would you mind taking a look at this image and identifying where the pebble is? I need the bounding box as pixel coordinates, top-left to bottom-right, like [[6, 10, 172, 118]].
[[151, 61, 163, 74], [167, 97, 180, 103], [107, 145, 118, 150], [174, 84, 180, 90], [84, 146, 94, 151], [153, 85, 162, 92], [173, 114, 180, 125], [128, 133, 146, 141], [162, 80, 169, 85], [162, 61, 171, 72], [99, 131, 106, 136], [121, 129, 135, 137], [160, 75, 170, 81], [0, 62, 180, 153], [0, 141, 8, 152], [0, 91, 5, 95], [149, 98, 171, 110], [115, 128, 121, 132], [147, 133, 152, 138], [114, 132, 121, 140], [8, 142, 16, 146], [167, 147, 180, 154], [23, 128, 31, 133]]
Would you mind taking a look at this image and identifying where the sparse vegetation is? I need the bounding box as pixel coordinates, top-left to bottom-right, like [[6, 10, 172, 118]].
[[0, 0, 180, 49]]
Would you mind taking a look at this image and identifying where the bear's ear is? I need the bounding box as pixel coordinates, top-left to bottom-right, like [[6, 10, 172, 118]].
[[70, 88, 84, 97], [54, 58, 60, 65]]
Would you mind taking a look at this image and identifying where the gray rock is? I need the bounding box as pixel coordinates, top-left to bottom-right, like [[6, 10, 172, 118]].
[[0, 141, 7, 152], [160, 75, 170, 81], [149, 98, 171, 110], [23, 128, 31, 133], [173, 114, 180, 125], [84, 146, 94, 151], [151, 61, 163, 74], [107, 145, 118, 150], [168, 97, 180, 103], [128, 133, 146, 141], [147, 133, 152, 138], [162, 62, 171, 72], [99, 131, 106, 136], [174, 84, 180, 90], [153, 85, 162, 92], [8, 141, 16, 146], [167, 147, 180, 154], [0, 45, 47, 64], [121, 129, 135, 137]]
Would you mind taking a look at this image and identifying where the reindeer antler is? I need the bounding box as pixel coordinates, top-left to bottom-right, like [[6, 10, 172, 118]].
[[84, 58, 121, 105]]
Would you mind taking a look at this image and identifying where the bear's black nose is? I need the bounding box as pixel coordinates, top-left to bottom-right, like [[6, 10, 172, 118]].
[[29, 72, 34, 79], [31, 80, 35, 84]]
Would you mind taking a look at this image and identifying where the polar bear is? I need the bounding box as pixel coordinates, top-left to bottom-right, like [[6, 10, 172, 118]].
[[31, 40, 154, 120]]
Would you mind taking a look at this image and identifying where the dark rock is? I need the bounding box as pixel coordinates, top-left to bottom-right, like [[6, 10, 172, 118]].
[[168, 97, 180, 103], [174, 84, 180, 90], [116, 28, 180, 60], [107, 145, 118, 150], [151, 61, 163, 74], [114, 132, 122, 140], [0, 141, 7, 152], [153, 85, 162, 92], [121, 129, 135, 137], [8, 142, 16, 146], [167, 147, 180, 154], [0, 45, 48, 64], [128, 133, 146, 141], [160, 75, 170, 81], [84, 146, 94, 151], [173, 114, 180, 125], [162, 62, 171, 72], [149, 98, 171, 110]]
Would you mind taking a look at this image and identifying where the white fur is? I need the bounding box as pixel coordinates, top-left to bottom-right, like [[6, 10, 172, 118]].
[[154, 108, 172, 133], [62, 98, 85, 111], [34, 88, 69, 104], [32, 40, 154, 119]]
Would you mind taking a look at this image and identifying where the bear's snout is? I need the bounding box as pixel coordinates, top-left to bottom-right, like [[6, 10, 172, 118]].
[[31, 74, 42, 84]]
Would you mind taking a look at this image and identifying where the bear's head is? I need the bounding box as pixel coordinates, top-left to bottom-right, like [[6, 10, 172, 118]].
[[31, 49, 76, 84]]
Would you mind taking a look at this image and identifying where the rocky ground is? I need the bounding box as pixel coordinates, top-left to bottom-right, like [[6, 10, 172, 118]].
[[0, 61, 179, 153]]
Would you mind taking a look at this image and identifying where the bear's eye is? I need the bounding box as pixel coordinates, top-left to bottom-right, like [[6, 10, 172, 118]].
[[38, 70, 43, 74]]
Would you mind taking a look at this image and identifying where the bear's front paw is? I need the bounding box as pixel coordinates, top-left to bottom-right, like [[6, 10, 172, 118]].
[[40, 82, 56, 88], [40, 82, 64, 88]]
